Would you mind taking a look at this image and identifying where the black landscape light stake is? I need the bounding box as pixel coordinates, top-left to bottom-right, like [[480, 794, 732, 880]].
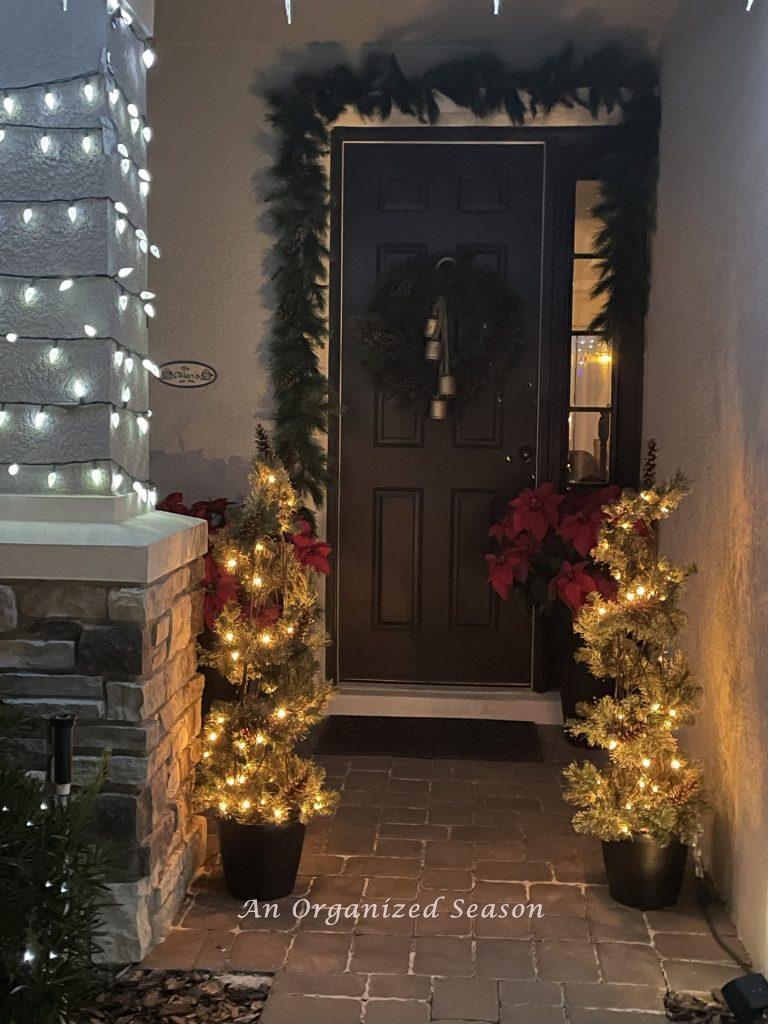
[[50, 714, 76, 805], [721, 974, 768, 1024]]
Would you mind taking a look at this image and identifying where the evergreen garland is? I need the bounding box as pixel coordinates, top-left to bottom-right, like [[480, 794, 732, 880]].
[[264, 46, 659, 504]]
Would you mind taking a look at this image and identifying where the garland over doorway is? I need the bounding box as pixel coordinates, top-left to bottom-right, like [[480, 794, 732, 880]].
[[264, 47, 660, 505]]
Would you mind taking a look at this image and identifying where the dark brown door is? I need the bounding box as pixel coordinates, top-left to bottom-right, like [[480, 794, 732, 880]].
[[335, 140, 546, 686]]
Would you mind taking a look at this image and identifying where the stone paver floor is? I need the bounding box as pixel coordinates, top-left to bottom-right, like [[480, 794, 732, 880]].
[[143, 726, 746, 1023]]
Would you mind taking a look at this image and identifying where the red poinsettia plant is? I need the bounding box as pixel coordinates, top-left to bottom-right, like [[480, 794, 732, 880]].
[[157, 493, 332, 629], [485, 482, 619, 616]]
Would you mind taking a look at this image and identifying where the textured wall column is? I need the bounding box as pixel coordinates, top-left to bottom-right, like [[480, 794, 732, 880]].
[[0, 0, 158, 505], [0, 0, 208, 962]]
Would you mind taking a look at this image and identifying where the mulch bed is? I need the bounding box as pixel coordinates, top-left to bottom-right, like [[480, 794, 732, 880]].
[[665, 990, 736, 1023], [90, 969, 270, 1023]]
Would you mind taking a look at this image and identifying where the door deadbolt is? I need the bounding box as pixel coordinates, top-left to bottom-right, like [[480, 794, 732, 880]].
[[518, 445, 534, 464]]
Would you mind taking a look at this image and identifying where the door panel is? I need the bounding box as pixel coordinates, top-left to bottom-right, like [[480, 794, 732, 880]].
[[337, 141, 545, 686]]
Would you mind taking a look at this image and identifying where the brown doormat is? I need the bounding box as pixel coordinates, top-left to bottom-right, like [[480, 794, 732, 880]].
[[314, 715, 543, 762]]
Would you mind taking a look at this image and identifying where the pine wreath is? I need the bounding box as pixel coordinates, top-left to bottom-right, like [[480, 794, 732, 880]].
[[360, 255, 525, 417]]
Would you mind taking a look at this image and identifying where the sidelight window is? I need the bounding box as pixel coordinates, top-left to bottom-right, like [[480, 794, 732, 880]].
[[566, 181, 615, 484]]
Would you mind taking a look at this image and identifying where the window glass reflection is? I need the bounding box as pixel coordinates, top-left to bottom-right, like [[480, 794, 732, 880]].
[[571, 259, 604, 332], [574, 180, 601, 254], [568, 410, 611, 483], [570, 336, 613, 407]]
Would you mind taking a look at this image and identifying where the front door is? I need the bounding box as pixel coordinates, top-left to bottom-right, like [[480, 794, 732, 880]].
[[334, 137, 547, 687]]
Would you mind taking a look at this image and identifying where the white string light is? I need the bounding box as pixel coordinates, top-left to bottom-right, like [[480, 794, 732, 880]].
[[0, 198, 163, 262], [0, 456, 156, 500], [0, 56, 159, 501], [1, 333, 161, 377]]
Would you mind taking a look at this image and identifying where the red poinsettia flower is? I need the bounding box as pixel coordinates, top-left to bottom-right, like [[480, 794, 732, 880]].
[[556, 507, 606, 558], [485, 552, 518, 601], [508, 532, 537, 582], [291, 519, 332, 575], [581, 484, 621, 516], [190, 497, 235, 533], [253, 603, 280, 630], [485, 533, 535, 600], [509, 483, 566, 542], [593, 572, 619, 602], [488, 513, 517, 545], [558, 485, 622, 557], [202, 552, 241, 629], [548, 560, 598, 614], [157, 491, 191, 516]]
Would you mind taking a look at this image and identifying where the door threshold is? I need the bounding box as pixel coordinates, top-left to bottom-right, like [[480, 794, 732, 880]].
[[329, 681, 563, 724]]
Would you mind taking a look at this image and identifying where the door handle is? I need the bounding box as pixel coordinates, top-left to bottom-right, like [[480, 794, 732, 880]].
[[518, 445, 534, 464]]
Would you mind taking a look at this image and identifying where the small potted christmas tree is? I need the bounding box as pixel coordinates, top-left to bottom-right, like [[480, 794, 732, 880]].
[[563, 471, 705, 909], [195, 446, 337, 900]]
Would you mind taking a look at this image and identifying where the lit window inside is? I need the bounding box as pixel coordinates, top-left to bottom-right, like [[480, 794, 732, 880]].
[[567, 182, 614, 484]]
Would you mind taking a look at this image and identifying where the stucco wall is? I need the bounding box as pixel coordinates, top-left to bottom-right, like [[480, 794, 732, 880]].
[[148, 0, 672, 503], [0, 0, 152, 498], [647, 0, 768, 970]]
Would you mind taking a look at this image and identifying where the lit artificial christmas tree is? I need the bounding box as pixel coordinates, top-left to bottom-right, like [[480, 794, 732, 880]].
[[563, 471, 705, 906], [195, 444, 337, 897]]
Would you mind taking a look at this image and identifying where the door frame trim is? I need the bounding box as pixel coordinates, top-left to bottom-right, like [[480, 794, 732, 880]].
[[327, 125, 623, 691]]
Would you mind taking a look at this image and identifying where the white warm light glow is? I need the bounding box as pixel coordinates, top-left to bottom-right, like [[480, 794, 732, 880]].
[[2, 65, 160, 499]]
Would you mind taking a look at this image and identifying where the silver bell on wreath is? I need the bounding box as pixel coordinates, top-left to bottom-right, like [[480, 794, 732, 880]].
[[438, 374, 456, 397], [424, 338, 442, 362], [430, 396, 449, 420]]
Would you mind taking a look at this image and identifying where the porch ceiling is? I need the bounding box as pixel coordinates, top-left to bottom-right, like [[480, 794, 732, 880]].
[[159, 0, 677, 59]]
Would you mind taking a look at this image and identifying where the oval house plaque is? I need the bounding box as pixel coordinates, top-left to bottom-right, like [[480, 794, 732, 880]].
[[159, 360, 218, 388]]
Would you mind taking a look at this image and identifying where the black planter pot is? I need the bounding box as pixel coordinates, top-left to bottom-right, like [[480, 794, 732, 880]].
[[218, 817, 306, 900], [543, 608, 614, 745], [602, 834, 688, 910]]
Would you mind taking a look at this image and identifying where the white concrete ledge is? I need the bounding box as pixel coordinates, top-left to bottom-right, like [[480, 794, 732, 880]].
[[329, 682, 563, 724], [0, 511, 207, 584]]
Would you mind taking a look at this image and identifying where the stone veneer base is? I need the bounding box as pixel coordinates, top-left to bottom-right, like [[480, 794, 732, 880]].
[[0, 512, 208, 963]]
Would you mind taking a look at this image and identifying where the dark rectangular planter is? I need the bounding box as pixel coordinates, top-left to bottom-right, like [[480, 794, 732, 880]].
[[218, 817, 306, 901], [602, 834, 688, 910]]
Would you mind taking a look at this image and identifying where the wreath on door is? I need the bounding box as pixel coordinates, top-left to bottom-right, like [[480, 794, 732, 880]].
[[359, 255, 526, 419]]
